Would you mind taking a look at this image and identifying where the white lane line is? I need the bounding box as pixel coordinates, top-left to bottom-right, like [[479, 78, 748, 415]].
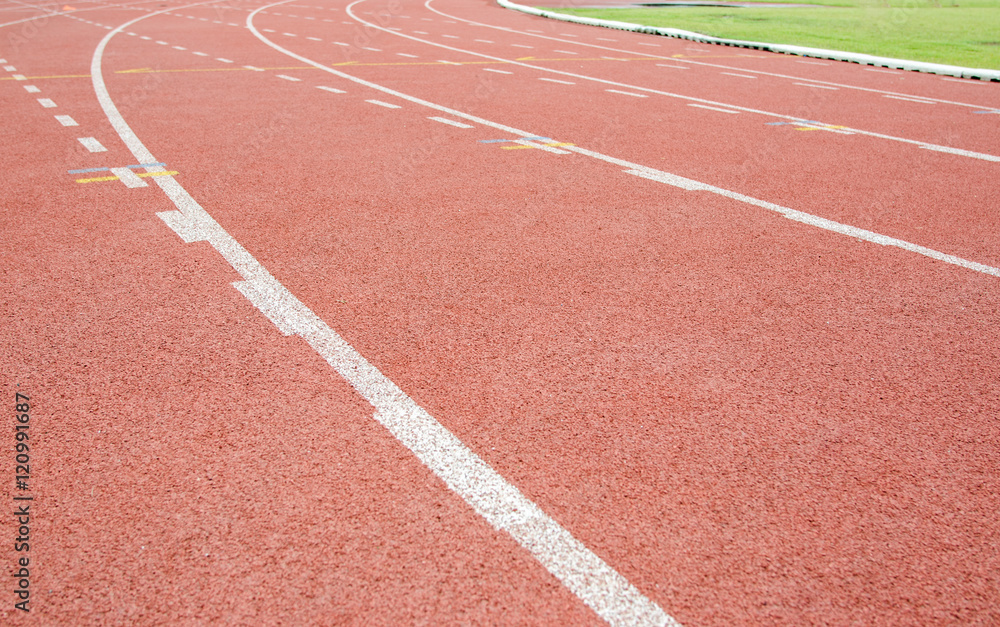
[[397, 52, 418, 58], [193, 51, 209, 56], [441, 33, 459, 38], [637, 42, 659, 47], [526, 28, 544, 33], [553, 49, 577, 55], [77, 136, 107, 152], [483, 67, 512, 74], [11, 74, 25, 81], [55, 115, 78, 126], [173, 45, 186, 50], [414, 30, 429, 34], [437, 59, 461, 65], [217, 57, 234, 63], [941, 77, 986, 84], [560, 33, 578, 37], [247, 8, 677, 626], [866, 68, 898, 74], [37, 98, 57, 108], [606, 88, 647, 97], [155, 40, 168, 44], [597, 37, 616, 41], [363, 46, 382, 51], [796, 60, 828, 65], [263, 28, 276, 32], [793, 82, 838, 90], [429, 115, 473, 128], [139, 35, 151, 40], [366, 99, 401, 108], [3, 64, 15, 71], [277, 74, 302, 81], [244, 65, 265, 71], [511, 43, 532, 48], [514, 139, 570, 154], [539, 77, 574, 85], [688, 103, 739, 113], [306, 36, 321, 40], [110, 166, 148, 188], [333, 41, 349, 46], [884, 94, 935, 104], [721, 72, 756, 79], [23, 85, 40, 93], [474, 39, 494, 43], [656, 64, 688, 70], [283, 32, 297, 36], [420, 3, 1000, 158], [623, 166, 999, 277], [316, 85, 346, 93]]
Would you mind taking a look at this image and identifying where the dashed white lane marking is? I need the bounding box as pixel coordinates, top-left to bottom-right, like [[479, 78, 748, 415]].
[[23, 85, 40, 93], [656, 64, 688, 70], [155, 39, 168, 44], [442, 33, 459, 38], [606, 88, 647, 97], [866, 68, 898, 74], [721, 72, 756, 79], [429, 115, 473, 128], [217, 57, 234, 63], [316, 85, 346, 93], [636, 42, 659, 47], [483, 67, 512, 74], [941, 77, 987, 84], [553, 49, 577, 55], [397, 52, 418, 58], [55, 114, 78, 126], [12, 74, 25, 81], [511, 43, 532, 48], [277, 74, 301, 81], [414, 30, 429, 34], [3, 64, 15, 71], [437, 59, 461, 65], [333, 41, 349, 46], [77, 136, 107, 152], [263, 28, 276, 32], [173, 45, 186, 50], [597, 37, 616, 41], [539, 77, 574, 85], [37, 98, 57, 108], [363, 46, 382, 51], [884, 94, 935, 104], [244, 65, 265, 71], [306, 36, 321, 40], [110, 166, 148, 188], [526, 28, 543, 33], [515, 138, 570, 154], [193, 51, 209, 56], [475, 39, 494, 43], [139, 35, 151, 40], [797, 60, 828, 65], [366, 99, 401, 108], [793, 82, 838, 90], [283, 32, 296, 36], [560, 33, 578, 37], [688, 103, 739, 113]]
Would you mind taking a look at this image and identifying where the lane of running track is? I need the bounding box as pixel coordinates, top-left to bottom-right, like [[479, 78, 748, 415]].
[[2, 0, 998, 624]]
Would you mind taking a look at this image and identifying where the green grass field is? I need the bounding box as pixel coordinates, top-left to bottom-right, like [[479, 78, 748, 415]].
[[543, 0, 1000, 69]]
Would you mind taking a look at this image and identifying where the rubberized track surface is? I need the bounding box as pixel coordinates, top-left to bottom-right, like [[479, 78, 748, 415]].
[[1, 0, 998, 624]]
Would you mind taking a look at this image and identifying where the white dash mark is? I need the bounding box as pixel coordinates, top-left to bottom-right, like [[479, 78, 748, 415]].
[[333, 41, 349, 46], [884, 94, 935, 104], [277, 74, 301, 81], [656, 63, 689, 70], [797, 60, 828, 65], [539, 77, 575, 85], [793, 82, 838, 90], [367, 99, 401, 108], [23, 85, 41, 93], [429, 116, 473, 128], [110, 167, 147, 188], [283, 32, 296, 36], [173, 45, 186, 50], [637, 42, 659, 47], [155, 40, 168, 45], [437, 59, 461, 65], [306, 36, 321, 41], [37, 98, 57, 108], [316, 85, 346, 93], [216, 58, 234, 63], [12, 74, 26, 81], [553, 50, 577, 55], [363, 47, 381, 51], [78, 137, 107, 153], [3, 65, 16, 71], [193, 51, 209, 56], [244, 65, 265, 71], [55, 115, 78, 126], [442, 34, 459, 38], [511, 43, 533, 48], [688, 103, 739, 113], [866, 68, 899, 74], [721, 72, 756, 79], [597, 37, 617, 41], [397, 52, 418, 58], [606, 89, 647, 97], [483, 68, 512, 74], [475, 39, 494, 43]]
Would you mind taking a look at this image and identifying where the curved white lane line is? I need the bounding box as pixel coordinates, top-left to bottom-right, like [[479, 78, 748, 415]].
[[344, 0, 1000, 163], [423, 0, 1000, 112], [89, 3, 676, 627]]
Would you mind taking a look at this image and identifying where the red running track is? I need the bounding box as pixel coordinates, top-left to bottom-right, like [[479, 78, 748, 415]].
[[1, 0, 998, 624]]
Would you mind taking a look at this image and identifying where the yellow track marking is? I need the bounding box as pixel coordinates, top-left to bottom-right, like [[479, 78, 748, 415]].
[[76, 170, 178, 184]]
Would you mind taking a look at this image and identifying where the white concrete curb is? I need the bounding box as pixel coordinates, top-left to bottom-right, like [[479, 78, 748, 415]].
[[497, 0, 1000, 82]]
